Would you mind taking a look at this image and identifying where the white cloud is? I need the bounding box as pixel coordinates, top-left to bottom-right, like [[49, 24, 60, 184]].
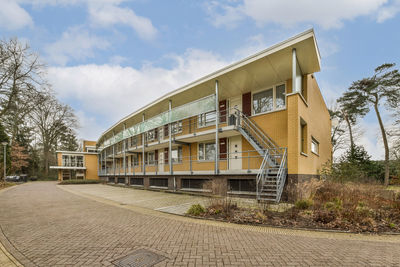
[[45, 26, 110, 66], [0, 0, 33, 30], [207, 0, 394, 29], [48, 49, 229, 139], [88, 1, 158, 41], [377, 0, 400, 22]]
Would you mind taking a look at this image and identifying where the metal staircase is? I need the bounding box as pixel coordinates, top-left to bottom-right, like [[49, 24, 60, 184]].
[[231, 109, 287, 202]]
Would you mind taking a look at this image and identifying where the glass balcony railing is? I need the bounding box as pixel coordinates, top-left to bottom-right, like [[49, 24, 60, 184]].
[[101, 94, 216, 148]]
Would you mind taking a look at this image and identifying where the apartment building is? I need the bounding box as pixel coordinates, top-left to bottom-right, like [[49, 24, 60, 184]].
[[51, 140, 99, 181], [97, 29, 331, 202]]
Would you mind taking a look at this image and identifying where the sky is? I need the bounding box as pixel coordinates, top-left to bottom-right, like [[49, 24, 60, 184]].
[[1, 0, 400, 159]]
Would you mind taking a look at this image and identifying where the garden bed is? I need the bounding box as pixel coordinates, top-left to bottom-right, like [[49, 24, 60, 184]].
[[187, 181, 400, 233]]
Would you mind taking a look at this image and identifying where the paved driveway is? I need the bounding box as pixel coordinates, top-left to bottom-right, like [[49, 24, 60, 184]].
[[0, 182, 400, 266]]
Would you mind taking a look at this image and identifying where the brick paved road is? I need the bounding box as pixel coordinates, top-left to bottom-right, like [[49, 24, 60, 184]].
[[0, 182, 400, 266]]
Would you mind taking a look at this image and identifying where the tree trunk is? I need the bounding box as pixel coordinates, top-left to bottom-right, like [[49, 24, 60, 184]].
[[373, 103, 390, 186], [344, 114, 354, 152]]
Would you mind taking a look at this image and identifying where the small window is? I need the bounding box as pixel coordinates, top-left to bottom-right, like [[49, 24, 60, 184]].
[[198, 142, 216, 161], [172, 147, 182, 163], [276, 84, 286, 109], [146, 151, 155, 165], [311, 137, 319, 155], [300, 119, 307, 154], [198, 111, 216, 127], [131, 154, 139, 166]]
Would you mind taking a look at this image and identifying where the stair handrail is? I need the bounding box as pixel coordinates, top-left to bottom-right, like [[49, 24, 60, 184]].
[[275, 148, 287, 202], [233, 108, 279, 151], [256, 149, 269, 200]]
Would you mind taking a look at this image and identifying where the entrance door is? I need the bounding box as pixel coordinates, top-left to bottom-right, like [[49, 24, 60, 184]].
[[158, 150, 164, 172], [229, 136, 242, 170]]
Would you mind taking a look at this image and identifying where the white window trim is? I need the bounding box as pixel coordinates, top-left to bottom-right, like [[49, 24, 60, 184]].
[[311, 136, 320, 156], [251, 82, 287, 116]]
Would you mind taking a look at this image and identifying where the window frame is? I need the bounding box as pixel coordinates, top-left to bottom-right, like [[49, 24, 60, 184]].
[[198, 142, 216, 161], [311, 136, 319, 155], [251, 82, 287, 116], [171, 146, 183, 164]]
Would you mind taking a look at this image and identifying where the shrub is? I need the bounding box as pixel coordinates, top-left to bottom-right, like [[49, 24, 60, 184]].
[[187, 204, 205, 216], [295, 199, 313, 210], [59, 179, 105, 185]]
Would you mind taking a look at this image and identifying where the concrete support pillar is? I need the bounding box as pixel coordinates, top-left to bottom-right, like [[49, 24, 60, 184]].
[[215, 80, 219, 175], [169, 100, 173, 175], [123, 123, 126, 176], [292, 48, 297, 93], [142, 114, 146, 175], [112, 132, 115, 177]]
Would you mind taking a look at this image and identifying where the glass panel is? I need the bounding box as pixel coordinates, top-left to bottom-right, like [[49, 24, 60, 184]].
[[253, 88, 273, 114], [62, 155, 69, 166], [276, 84, 286, 109], [77, 156, 84, 167], [70, 156, 76, 167], [205, 143, 216, 161], [101, 94, 216, 149], [198, 143, 204, 160]]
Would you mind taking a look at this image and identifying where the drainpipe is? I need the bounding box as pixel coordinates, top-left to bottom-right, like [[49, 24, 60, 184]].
[[169, 100, 173, 175], [215, 80, 219, 175], [142, 113, 146, 175]]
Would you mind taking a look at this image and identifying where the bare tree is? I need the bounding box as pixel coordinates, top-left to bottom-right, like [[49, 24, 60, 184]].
[[30, 93, 78, 177], [0, 38, 46, 118]]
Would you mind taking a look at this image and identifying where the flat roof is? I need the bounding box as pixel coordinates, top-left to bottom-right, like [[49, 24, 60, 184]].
[[98, 28, 321, 144]]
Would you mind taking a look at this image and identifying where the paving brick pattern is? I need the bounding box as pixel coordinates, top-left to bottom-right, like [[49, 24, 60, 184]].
[[0, 182, 400, 266]]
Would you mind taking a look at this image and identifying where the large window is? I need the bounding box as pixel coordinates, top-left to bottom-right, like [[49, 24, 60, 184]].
[[172, 147, 182, 163], [198, 111, 216, 127], [253, 84, 286, 115], [171, 121, 183, 134], [198, 142, 216, 161], [62, 155, 84, 167]]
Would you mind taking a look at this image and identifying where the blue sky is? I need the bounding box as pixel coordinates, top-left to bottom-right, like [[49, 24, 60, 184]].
[[1, 0, 400, 159]]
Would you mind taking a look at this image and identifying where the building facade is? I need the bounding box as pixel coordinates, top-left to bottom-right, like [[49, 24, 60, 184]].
[[96, 29, 331, 202], [51, 140, 100, 181]]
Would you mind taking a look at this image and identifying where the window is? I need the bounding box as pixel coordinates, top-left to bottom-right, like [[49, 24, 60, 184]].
[[198, 142, 216, 161], [62, 155, 70, 166], [76, 156, 84, 167], [70, 156, 76, 166], [172, 147, 183, 163], [253, 84, 286, 115], [253, 88, 273, 114], [146, 151, 155, 165], [276, 84, 286, 109], [181, 179, 209, 190], [131, 154, 139, 166], [300, 119, 307, 154], [198, 111, 216, 127], [130, 136, 137, 147], [228, 179, 256, 192], [147, 129, 157, 142], [150, 178, 168, 187], [311, 137, 319, 155], [171, 121, 183, 134]]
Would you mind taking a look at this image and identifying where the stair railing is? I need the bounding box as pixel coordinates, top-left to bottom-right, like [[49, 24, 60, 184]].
[[275, 148, 287, 202], [233, 108, 278, 151], [256, 149, 269, 200]]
